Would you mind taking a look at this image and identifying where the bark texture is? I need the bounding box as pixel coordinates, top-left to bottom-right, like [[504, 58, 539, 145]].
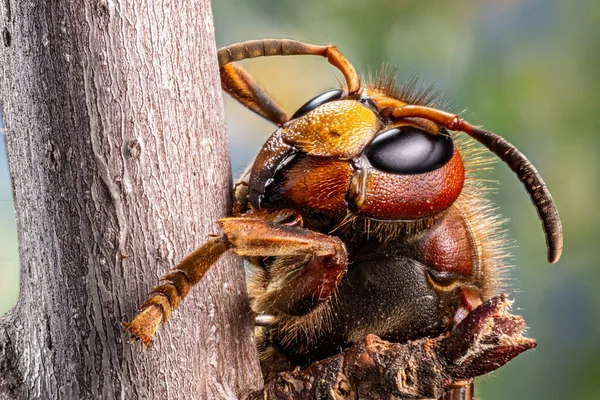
[[0, 0, 262, 399]]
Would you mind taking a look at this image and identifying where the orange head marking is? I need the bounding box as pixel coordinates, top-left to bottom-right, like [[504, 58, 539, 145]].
[[249, 90, 465, 221]]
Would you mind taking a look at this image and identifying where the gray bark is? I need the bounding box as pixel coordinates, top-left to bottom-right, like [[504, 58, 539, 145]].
[[0, 0, 262, 399]]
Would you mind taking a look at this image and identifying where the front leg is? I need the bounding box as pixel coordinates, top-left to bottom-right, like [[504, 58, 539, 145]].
[[125, 216, 347, 345], [219, 218, 348, 316]]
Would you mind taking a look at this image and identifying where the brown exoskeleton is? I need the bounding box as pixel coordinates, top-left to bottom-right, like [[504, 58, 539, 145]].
[[125, 39, 563, 398]]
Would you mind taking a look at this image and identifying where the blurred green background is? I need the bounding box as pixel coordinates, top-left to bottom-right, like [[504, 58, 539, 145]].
[[1, 0, 598, 398]]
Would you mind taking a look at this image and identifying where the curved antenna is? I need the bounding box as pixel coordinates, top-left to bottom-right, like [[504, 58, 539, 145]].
[[390, 105, 563, 263], [217, 39, 360, 94]]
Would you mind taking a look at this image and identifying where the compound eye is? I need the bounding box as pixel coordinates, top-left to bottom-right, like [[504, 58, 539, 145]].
[[365, 126, 454, 174], [291, 89, 344, 119]]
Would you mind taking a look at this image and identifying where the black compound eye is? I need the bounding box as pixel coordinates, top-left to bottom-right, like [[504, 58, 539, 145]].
[[291, 89, 344, 119], [365, 126, 454, 174]]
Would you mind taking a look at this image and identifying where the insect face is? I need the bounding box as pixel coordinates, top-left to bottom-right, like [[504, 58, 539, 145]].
[[248, 89, 465, 222]]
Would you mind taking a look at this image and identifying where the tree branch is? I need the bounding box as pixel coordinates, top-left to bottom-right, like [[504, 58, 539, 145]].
[[0, 0, 261, 398], [248, 295, 535, 400]]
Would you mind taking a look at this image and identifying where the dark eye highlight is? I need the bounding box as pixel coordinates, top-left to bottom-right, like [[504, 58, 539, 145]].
[[365, 126, 454, 174], [291, 89, 344, 119]]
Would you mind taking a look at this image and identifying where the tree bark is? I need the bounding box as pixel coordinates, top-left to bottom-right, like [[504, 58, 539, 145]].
[[0, 1, 262, 399]]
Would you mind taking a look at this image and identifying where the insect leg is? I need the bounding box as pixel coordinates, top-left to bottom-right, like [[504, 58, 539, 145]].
[[221, 63, 289, 125], [124, 237, 228, 347], [219, 217, 348, 316], [217, 39, 360, 94], [125, 217, 347, 345]]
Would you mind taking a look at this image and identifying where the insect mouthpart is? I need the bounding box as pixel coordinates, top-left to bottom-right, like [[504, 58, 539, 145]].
[[249, 147, 300, 210], [346, 162, 369, 211]]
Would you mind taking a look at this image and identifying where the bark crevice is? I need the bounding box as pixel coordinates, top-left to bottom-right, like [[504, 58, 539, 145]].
[[0, 310, 23, 398]]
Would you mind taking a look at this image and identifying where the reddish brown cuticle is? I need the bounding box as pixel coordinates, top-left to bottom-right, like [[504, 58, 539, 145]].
[[416, 208, 477, 276], [356, 147, 465, 220]]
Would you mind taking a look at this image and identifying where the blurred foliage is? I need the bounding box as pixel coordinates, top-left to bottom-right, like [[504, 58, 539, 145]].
[[0, 0, 598, 398]]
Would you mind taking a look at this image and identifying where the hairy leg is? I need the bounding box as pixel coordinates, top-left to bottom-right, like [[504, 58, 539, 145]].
[[125, 216, 347, 345], [219, 217, 348, 316]]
